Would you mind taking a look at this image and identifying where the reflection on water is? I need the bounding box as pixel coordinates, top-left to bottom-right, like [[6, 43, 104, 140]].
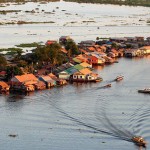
[[0, 57, 150, 150]]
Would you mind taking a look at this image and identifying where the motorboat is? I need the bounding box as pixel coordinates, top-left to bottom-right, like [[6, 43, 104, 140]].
[[115, 76, 124, 81], [138, 88, 150, 94], [132, 136, 147, 148]]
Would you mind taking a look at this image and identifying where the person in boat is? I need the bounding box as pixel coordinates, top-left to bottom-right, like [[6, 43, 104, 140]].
[[132, 136, 147, 148]]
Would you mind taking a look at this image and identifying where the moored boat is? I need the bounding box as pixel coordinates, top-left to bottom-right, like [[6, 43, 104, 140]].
[[115, 76, 124, 81], [138, 88, 150, 94], [132, 136, 147, 148], [103, 84, 112, 88]]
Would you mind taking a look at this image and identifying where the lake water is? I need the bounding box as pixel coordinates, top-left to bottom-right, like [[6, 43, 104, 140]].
[[0, 56, 150, 150], [0, 1, 150, 48]]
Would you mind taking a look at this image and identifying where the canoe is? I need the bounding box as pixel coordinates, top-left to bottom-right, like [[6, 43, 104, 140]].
[[138, 88, 150, 94]]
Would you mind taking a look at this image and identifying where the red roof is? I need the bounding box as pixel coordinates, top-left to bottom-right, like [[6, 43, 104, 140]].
[[46, 40, 56, 45], [0, 71, 6, 75]]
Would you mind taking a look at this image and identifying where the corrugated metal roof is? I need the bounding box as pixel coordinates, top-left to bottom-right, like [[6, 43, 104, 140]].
[[73, 64, 84, 70], [73, 58, 82, 63], [39, 75, 52, 81], [65, 67, 78, 75]]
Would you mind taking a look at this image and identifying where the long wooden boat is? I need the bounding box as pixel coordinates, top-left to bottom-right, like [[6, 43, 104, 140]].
[[103, 84, 112, 88], [138, 88, 150, 94], [132, 136, 147, 148], [115, 76, 124, 81]]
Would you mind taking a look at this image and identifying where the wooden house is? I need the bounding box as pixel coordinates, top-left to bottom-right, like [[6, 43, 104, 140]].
[[10, 74, 38, 92], [80, 62, 92, 68], [72, 72, 86, 82], [88, 55, 105, 65], [58, 71, 70, 80], [48, 73, 67, 86], [139, 46, 150, 55], [39, 75, 56, 88], [0, 71, 6, 80], [135, 36, 144, 42], [72, 68, 102, 82], [33, 81, 46, 90], [78, 40, 95, 47], [124, 49, 144, 57], [146, 37, 150, 42]]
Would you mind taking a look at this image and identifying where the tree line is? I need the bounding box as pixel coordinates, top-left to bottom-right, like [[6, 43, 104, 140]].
[[0, 0, 150, 7]]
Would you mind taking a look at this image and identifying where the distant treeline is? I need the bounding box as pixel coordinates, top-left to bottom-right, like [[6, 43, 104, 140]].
[[0, 0, 150, 7], [0, 0, 58, 3], [64, 0, 150, 7]]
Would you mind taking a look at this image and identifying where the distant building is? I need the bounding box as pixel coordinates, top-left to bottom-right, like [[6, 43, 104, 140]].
[[59, 36, 71, 45]]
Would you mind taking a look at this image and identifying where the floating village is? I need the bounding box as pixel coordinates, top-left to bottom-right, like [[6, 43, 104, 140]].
[[0, 36, 150, 94]]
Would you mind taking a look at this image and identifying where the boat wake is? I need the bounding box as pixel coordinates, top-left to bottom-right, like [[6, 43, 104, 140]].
[[50, 96, 135, 144], [43, 85, 150, 149]]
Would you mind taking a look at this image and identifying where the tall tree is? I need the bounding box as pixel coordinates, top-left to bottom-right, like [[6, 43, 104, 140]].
[[0, 55, 7, 69], [65, 39, 79, 57]]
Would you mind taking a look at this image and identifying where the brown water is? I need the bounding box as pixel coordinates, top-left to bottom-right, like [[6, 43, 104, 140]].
[[0, 56, 150, 150]]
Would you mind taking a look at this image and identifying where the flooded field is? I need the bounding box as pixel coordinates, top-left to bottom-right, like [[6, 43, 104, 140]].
[[0, 1, 150, 48], [0, 56, 150, 150]]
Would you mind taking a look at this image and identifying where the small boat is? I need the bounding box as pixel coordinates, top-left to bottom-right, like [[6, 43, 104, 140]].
[[132, 136, 147, 148], [103, 84, 112, 88], [138, 88, 150, 94], [115, 76, 124, 81]]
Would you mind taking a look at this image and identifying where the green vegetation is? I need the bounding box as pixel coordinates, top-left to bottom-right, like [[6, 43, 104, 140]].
[[32, 42, 67, 66], [65, 0, 150, 7], [5, 66, 23, 81], [0, 10, 21, 14], [0, 0, 149, 6], [0, 55, 7, 67], [65, 39, 80, 57], [16, 42, 41, 48], [0, 48, 23, 55], [0, 0, 59, 3]]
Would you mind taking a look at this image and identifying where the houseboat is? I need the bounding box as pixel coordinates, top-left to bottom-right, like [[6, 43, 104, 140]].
[[132, 136, 147, 148], [138, 88, 150, 94], [115, 76, 124, 81]]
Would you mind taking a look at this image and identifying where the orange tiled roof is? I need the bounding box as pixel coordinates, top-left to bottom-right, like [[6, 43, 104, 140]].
[[24, 80, 37, 85], [80, 62, 91, 68], [0, 81, 9, 88], [48, 73, 57, 80], [87, 47, 95, 51], [14, 74, 38, 82], [79, 68, 92, 75]]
